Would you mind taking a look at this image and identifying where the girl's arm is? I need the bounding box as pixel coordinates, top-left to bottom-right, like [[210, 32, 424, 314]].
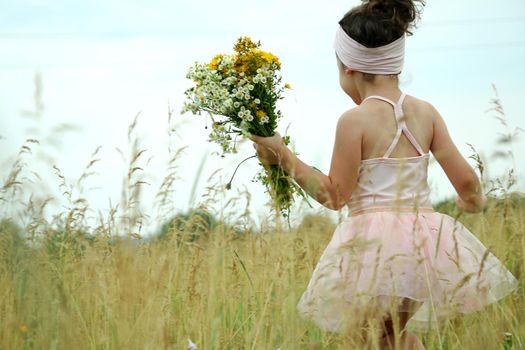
[[429, 104, 486, 213], [250, 110, 363, 210]]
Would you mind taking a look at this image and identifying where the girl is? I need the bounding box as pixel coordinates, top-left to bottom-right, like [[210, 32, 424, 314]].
[[249, 0, 519, 349]]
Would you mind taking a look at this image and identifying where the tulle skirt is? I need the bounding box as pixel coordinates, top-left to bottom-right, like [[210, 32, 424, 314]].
[[296, 210, 519, 333]]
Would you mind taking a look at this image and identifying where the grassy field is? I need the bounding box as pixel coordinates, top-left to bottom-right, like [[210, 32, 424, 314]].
[[0, 87, 523, 349], [0, 179, 523, 350]]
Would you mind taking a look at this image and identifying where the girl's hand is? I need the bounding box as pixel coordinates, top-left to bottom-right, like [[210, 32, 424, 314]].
[[248, 132, 286, 166], [455, 196, 468, 211], [455, 195, 487, 213]]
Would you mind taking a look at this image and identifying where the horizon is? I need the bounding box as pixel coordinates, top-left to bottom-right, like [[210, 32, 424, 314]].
[[1, 0, 524, 234]]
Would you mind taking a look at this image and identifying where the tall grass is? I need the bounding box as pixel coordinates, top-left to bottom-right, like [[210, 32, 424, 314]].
[[0, 82, 523, 349], [0, 201, 523, 349]]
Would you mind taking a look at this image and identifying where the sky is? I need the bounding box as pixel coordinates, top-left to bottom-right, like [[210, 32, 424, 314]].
[[1, 0, 524, 234]]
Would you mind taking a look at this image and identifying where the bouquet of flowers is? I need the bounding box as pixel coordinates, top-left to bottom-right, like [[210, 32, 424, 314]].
[[181, 37, 305, 217]]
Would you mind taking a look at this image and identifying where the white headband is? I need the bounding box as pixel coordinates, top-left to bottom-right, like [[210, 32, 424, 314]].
[[334, 25, 405, 75]]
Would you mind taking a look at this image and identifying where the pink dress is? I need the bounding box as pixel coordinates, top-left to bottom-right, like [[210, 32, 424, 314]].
[[296, 93, 519, 333]]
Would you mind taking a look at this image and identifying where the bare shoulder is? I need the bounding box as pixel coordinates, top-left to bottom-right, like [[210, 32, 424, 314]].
[[340, 106, 368, 121], [404, 95, 440, 122], [337, 106, 368, 130]]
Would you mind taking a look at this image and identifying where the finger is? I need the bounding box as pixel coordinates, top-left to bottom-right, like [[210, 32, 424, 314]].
[[267, 146, 279, 157], [247, 133, 260, 142]]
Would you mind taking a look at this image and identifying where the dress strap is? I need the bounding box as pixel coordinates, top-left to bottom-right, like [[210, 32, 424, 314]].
[[363, 92, 425, 157], [362, 95, 396, 107]]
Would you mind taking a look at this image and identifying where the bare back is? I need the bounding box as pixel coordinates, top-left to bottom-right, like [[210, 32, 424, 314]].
[[355, 93, 483, 210], [358, 94, 435, 160]]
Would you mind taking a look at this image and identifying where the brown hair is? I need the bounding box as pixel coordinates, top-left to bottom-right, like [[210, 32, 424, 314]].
[[338, 0, 425, 79]]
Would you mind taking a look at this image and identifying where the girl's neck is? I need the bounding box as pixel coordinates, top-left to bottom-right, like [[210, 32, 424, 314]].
[[356, 74, 401, 102]]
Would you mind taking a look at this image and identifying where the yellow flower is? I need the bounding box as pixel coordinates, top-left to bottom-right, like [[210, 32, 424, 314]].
[[208, 54, 224, 70], [256, 110, 267, 119], [284, 83, 292, 89], [234, 58, 250, 74], [259, 51, 281, 69], [234, 37, 259, 55], [19, 324, 28, 333], [232, 37, 281, 75]]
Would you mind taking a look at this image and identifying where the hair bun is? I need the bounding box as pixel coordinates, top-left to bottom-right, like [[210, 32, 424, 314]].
[[363, 0, 425, 36]]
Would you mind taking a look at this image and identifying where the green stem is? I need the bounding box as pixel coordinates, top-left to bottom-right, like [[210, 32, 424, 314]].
[[225, 155, 257, 190]]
